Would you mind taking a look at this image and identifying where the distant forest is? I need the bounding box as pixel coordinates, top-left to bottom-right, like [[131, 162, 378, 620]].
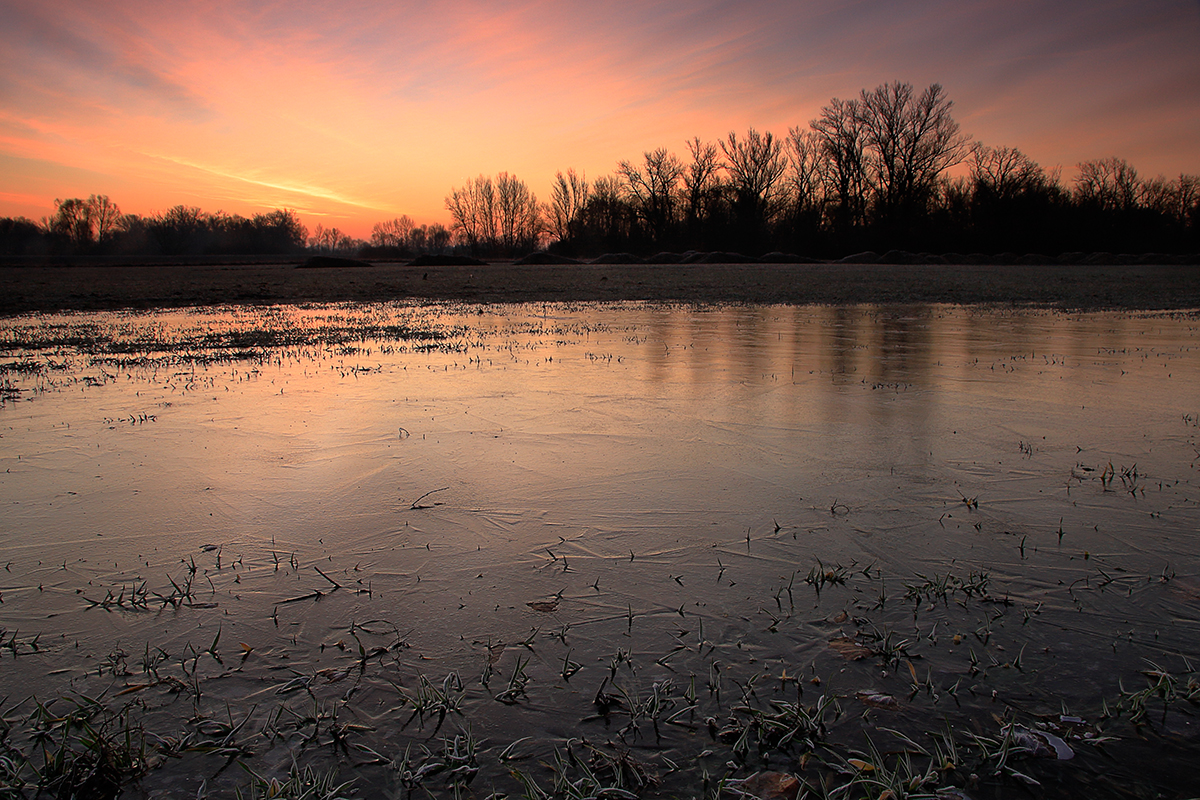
[[3, 81, 1197, 260]]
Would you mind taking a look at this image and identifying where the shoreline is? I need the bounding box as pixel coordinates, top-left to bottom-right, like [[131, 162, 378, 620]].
[[2, 259, 1199, 314]]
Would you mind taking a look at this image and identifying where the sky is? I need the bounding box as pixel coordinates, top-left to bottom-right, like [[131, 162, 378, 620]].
[[2, 0, 1198, 238]]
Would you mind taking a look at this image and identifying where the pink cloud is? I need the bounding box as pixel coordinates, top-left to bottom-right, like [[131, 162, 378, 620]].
[[1, 0, 1197, 236]]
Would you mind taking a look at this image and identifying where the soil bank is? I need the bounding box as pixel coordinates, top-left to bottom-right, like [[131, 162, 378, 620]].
[[2, 259, 1198, 314]]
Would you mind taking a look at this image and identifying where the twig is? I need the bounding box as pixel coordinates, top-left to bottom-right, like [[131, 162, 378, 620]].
[[278, 591, 324, 604], [410, 486, 449, 509], [314, 566, 342, 589]]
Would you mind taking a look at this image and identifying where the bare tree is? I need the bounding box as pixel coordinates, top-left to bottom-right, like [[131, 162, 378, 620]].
[[855, 81, 971, 220], [148, 205, 206, 254], [785, 127, 825, 216], [810, 97, 869, 227], [371, 215, 415, 248], [722, 129, 787, 213], [427, 223, 452, 253], [1167, 174, 1200, 223], [46, 198, 94, 248], [495, 172, 542, 253], [576, 174, 632, 248], [88, 195, 122, 244], [617, 147, 683, 243], [683, 137, 723, 227], [309, 224, 353, 253], [247, 209, 306, 252], [1074, 157, 1141, 212], [409, 225, 428, 253], [720, 128, 788, 247], [45, 194, 120, 248], [969, 144, 1047, 201], [446, 173, 541, 254], [548, 169, 589, 243], [446, 175, 498, 252]]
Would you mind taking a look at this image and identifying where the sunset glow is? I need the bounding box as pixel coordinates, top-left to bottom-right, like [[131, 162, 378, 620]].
[[2, 0, 1198, 237]]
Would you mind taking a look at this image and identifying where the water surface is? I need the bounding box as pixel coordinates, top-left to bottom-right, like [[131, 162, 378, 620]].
[[1, 303, 1198, 797]]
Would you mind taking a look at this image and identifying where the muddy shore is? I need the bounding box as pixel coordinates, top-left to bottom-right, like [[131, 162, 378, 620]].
[[2, 258, 1199, 314]]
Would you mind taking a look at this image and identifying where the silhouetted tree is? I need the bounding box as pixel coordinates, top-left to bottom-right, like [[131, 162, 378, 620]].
[[309, 224, 355, 253], [47, 196, 122, 250], [0, 216, 45, 255], [683, 137, 724, 242], [810, 97, 869, 232], [721, 128, 787, 250], [548, 169, 589, 247], [1074, 157, 1142, 213], [446, 173, 541, 255], [962, 143, 1065, 252], [251, 209, 308, 253], [618, 148, 683, 246], [495, 172, 543, 254], [371, 216, 415, 249], [970, 144, 1047, 202], [446, 175, 498, 253], [779, 127, 827, 250], [856, 82, 970, 229], [147, 205, 206, 254], [574, 174, 635, 253], [427, 223, 452, 253]]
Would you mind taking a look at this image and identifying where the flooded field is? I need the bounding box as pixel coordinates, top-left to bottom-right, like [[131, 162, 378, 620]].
[[1, 302, 1199, 799]]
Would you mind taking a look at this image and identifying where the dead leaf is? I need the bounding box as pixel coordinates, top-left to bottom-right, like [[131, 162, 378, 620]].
[[828, 636, 870, 660], [727, 771, 801, 800], [317, 668, 349, 683], [527, 599, 560, 613], [856, 690, 899, 710]]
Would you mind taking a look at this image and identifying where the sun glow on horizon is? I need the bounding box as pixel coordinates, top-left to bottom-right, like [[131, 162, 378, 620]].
[[1, 0, 1197, 238]]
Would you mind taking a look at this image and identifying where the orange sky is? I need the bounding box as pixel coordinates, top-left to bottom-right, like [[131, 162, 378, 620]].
[[2, 0, 1198, 238]]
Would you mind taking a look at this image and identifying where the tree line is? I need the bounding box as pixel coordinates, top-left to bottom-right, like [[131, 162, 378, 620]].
[[3, 81, 1197, 259], [0, 198, 309, 257], [521, 81, 1198, 258]]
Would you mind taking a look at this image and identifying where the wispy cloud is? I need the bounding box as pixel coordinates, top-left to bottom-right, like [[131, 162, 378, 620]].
[[146, 152, 383, 211], [1, 0, 1197, 233]]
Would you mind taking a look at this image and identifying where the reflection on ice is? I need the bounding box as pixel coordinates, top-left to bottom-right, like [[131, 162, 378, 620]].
[[1, 302, 1198, 796]]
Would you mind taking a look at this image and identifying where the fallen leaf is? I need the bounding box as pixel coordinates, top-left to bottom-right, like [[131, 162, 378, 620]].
[[856, 690, 900, 709], [727, 771, 801, 800], [828, 636, 870, 660], [1006, 725, 1074, 760], [527, 599, 560, 613]]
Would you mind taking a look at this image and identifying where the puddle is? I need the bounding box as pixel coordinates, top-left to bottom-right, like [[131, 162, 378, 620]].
[[1, 302, 1198, 797]]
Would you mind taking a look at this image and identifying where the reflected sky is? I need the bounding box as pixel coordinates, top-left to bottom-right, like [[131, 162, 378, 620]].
[[2, 303, 1199, 796]]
